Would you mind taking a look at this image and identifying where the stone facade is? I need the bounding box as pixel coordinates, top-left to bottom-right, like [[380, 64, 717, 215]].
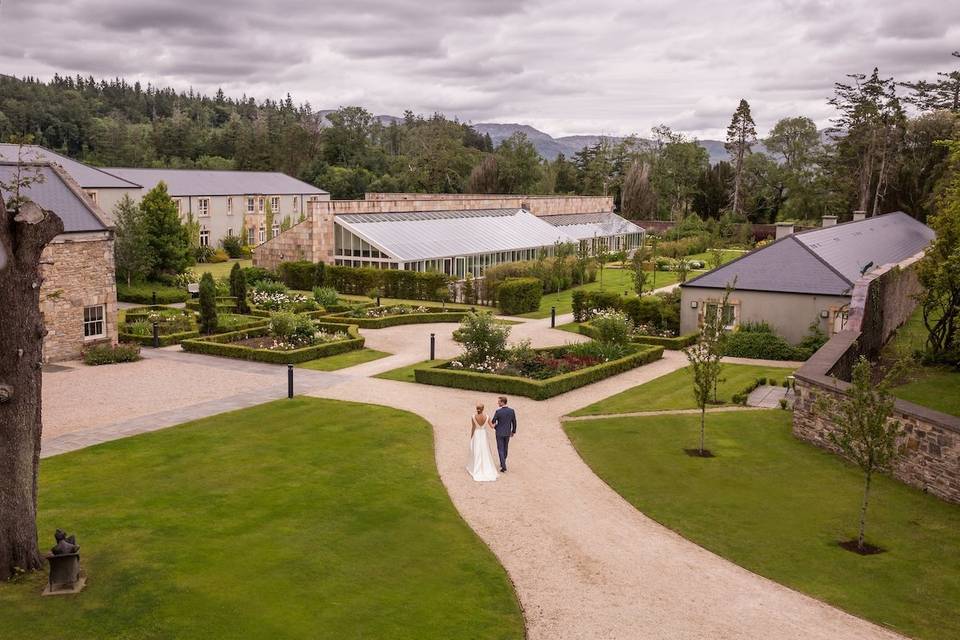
[[39, 231, 118, 362], [363, 193, 614, 215]]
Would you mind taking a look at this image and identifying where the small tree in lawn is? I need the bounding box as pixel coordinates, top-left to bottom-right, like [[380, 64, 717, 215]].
[[708, 246, 725, 271], [630, 248, 650, 296], [815, 356, 905, 553], [199, 272, 219, 334], [595, 238, 610, 289], [229, 261, 249, 314], [649, 236, 659, 290], [683, 282, 733, 456]]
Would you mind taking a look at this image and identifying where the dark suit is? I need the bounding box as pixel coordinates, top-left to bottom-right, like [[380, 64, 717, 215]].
[[491, 406, 517, 470]]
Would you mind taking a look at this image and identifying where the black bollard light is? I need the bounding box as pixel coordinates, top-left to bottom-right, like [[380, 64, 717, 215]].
[[287, 364, 294, 398], [430, 333, 436, 360], [152, 321, 159, 348], [376, 295, 381, 307], [152, 290, 157, 305], [550, 306, 556, 328]]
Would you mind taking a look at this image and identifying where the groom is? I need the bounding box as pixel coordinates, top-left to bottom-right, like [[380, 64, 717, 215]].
[[491, 396, 517, 473]]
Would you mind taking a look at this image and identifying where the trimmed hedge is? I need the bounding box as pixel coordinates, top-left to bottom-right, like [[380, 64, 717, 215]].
[[414, 344, 663, 400], [497, 277, 542, 315], [321, 307, 468, 329], [277, 260, 317, 291], [186, 296, 238, 313], [325, 265, 450, 300], [181, 322, 365, 364], [578, 322, 698, 350], [572, 290, 622, 322], [117, 281, 189, 304], [120, 329, 200, 347], [723, 330, 802, 361]]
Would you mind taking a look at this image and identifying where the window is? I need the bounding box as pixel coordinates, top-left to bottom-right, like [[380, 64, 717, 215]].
[[259, 225, 265, 243], [198, 198, 210, 217], [293, 196, 299, 212], [271, 223, 280, 239], [247, 197, 255, 213], [704, 302, 738, 330], [248, 227, 256, 245], [270, 196, 280, 213], [227, 197, 233, 215], [227, 227, 234, 238], [199, 228, 210, 247], [83, 305, 105, 339], [258, 197, 265, 213]]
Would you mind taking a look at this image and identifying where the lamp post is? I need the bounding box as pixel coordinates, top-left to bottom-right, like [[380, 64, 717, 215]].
[[287, 364, 294, 399], [430, 333, 436, 360]]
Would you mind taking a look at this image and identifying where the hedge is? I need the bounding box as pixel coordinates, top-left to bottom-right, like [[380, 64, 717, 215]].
[[325, 265, 449, 300], [414, 344, 663, 400], [117, 281, 189, 304], [277, 261, 317, 291], [122, 305, 190, 323], [497, 277, 542, 315], [723, 330, 803, 361], [186, 296, 238, 313], [180, 322, 365, 364], [572, 290, 622, 322], [120, 329, 200, 347], [320, 307, 468, 329], [577, 321, 698, 349]]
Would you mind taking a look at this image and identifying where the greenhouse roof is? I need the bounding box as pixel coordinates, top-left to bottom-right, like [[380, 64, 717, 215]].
[[335, 208, 580, 262], [541, 212, 646, 240]]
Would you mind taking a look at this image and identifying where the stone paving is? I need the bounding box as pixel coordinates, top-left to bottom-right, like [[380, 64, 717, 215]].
[[40, 315, 902, 640]]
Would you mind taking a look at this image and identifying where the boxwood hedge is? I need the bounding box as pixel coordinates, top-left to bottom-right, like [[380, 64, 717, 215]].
[[497, 277, 543, 315], [320, 307, 468, 329], [116, 282, 189, 304], [577, 321, 698, 350], [180, 322, 364, 364], [413, 344, 663, 400]]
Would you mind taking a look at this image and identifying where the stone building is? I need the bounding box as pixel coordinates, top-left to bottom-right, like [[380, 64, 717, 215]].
[[0, 160, 118, 362]]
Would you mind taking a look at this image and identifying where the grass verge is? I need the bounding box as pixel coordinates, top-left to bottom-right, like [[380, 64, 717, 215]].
[[297, 348, 391, 371]]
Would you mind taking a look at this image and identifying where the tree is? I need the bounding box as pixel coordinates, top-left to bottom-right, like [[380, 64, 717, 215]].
[[766, 116, 823, 221], [112, 194, 154, 285], [594, 238, 610, 288], [708, 247, 725, 271], [815, 357, 904, 552], [495, 133, 543, 193], [725, 99, 758, 216], [683, 283, 733, 456], [462, 272, 476, 305], [621, 161, 658, 218], [466, 154, 498, 193], [692, 161, 732, 219], [141, 182, 190, 279], [0, 168, 65, 580], [198, 272, 219, 334], [901, 51, 960, 113], [630, 248, 650, 295], [675, 257, 691, 283], [229, 261, 249, 314]]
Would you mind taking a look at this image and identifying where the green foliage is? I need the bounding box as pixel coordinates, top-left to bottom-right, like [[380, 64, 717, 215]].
[[325, 265, 450, 301], [198, 272, 218, 334], [112, 194, 154, 285], [277, 260, 317, 291], [723, 330, 799, 361], [312, 286, 339, 307], [590, 311, 633, 346], [116, 281, 188, 304], [453, 311, 511, 365], [494, 132, 543, 193], [229, 262, 249, 314], [578, 321, 697, 350], [220, 235, 244, 259], [497, 277, 543, 315], [82, 342, 142, 365], [141, 181, 191, 278], [324, 308, 466, 329], [684, 284, 732, 454], [181, 324, 364, 364], [462, 273, 476, 305], [571, 290, 622, 322], [241, 266, 279, 286], [314, 262, 326, 288]]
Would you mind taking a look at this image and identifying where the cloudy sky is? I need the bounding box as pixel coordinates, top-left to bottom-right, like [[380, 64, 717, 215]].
[[1, 0, 956, 138]]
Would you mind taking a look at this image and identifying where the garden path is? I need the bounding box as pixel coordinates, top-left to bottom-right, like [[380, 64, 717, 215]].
[[40, 319, 903, 640]]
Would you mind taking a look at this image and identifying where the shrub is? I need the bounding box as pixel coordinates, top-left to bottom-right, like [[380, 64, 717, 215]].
[[194, 245, 215, 263], [278, 260, 317, 291], [723, 330, 797, 360], [229, 262, 249, 314], [83, 342, 142, 365], [325, 266, 383, 296], [795, 321, 829, 357], [221, 235, 244, 259], [254, 280, 288, 295], [313, 286, 339, 307], [199, 272, 219, 334], [454, 311, 510, 365], [572, 290, 623, 322], [209, 249, 230, 263], [181, 324, 364, 364], [739, 320, 775, 333], [463, 273, 476, 305], [173, 269, 200, 288], [497, 277, 542, 315], [314, 262, 326, 288], [269, 311, 297, 339], [241, 266, 279, 286], [779, 398, 789, 410], [590, 310, 633, 346], [116, 281, 189, 304]]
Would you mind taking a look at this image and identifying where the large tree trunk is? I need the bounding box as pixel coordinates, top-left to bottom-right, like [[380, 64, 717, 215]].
[[0, 202, 64, 580]]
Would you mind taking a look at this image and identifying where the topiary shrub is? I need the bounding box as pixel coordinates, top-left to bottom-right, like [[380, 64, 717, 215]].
[[230, 262, 249, 314], [277, 260, 317, 291], [497, 277, 543, 315], [199, 272, 219, 334]]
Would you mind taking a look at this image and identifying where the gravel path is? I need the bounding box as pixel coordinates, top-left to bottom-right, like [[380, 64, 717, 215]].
[[41, 317, 904, 639]]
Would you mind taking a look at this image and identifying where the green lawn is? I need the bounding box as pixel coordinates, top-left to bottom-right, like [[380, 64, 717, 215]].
[[683, 249, 745, 267], [884, 306, 960, 417], [570, 363, 794, 416], [194, 258, 252, 279], [565, 410, 960, 640], [375, 359, 437, 383], [0, 398, 523, 639], [297, 348, 391, 371]]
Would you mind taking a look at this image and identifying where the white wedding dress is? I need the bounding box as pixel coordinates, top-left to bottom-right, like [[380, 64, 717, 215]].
[[467, 415, 499, 482]]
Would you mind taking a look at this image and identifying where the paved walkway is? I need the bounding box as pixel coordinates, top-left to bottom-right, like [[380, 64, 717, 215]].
[[40, 318, 902, 639]]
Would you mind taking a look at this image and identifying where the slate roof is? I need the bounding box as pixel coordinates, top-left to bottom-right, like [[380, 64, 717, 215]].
[[541, 212, 646, 240], [0, 144, 140, 189], [103, 167, 328, 197], [335, 208, 578, 262], [0, 162, 109, 233], [682, 211, 934, 296]]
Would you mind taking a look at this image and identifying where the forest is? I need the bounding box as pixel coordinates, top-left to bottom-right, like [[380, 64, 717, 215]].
[[0, 50, 957, 223]]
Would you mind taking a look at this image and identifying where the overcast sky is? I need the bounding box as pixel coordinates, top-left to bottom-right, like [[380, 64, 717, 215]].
[[1, 0, 956, 139]]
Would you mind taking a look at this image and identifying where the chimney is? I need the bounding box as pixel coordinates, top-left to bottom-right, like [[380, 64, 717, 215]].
[[775, 222, 795, 240], [822, 215, 838, 228], [852, 210, 867, 222]]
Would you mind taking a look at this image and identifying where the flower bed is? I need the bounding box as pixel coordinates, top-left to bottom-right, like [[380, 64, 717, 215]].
[[321, 304, 468, 329], [180, 322, 364, 364], [414, 344, 663, 400], [120, 307, 269, 346], [578, 320, 698, 349]]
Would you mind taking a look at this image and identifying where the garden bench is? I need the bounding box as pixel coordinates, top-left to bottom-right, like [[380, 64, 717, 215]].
[[187, 283, 200, 297]]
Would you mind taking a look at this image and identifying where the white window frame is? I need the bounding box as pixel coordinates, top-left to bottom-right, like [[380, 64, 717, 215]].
[[199, 228, 210, 247], [293, 196, 299, 212], [258, 197, 265, 213], [248, 227, 256, 245], [227, 227, 234, 238], [198, 198, 210, 217], [270, 196, 280, 213], [83, 304, 106, 340], [247, 197, 255, 214], [259, 225, 265, 243], [271, 223, 280, 239]]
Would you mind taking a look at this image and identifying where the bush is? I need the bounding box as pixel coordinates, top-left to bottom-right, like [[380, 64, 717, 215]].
[[324, 307, 466, 329], [313, 286, 339, 307], [194, 245, 215, 263], [572, 290, 623, 322], [497, 277, 542, 315], [241, 266, 279, 286], [181, 323, 365, 364], [116, 281, 189, 304], [590, 311, 633, 346], [453, 311, 510, 364], [795, 321, 829, 357], [278, 260, 317, 291], [578, 321, 698, 349], [269, 311, 298, 339], [199, 272, 219, 334], [739, 320, 775, 333], [325, 266, 382, 296], [314, 262, 326, 288], [254, 280, 288, 295], [208, 249, 229, 263], [221, 235, 244, 259], [229, 262, 249, 314], [723, 330, 798, 360], [83, 342, 142, 365]]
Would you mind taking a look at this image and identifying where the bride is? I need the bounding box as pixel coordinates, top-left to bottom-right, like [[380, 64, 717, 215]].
[[467, 403, 499, 482]]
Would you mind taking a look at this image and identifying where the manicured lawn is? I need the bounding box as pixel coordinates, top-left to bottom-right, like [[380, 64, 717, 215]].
[[0, 398, 523, 639], [569, 363, 794, 415], [194, 258, 252, 279], [564, 410, 960, 640], [297, 348, 391, 371], [884, 306, 960, 417], [553, 321, 582, 335], [375, 359, 436, 383]]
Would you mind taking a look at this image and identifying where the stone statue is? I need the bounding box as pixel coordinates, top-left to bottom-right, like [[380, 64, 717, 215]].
[[50, 529, 79, 556]]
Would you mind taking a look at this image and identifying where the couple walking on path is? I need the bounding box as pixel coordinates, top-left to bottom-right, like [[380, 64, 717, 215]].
[[467, 396, 517, 482]]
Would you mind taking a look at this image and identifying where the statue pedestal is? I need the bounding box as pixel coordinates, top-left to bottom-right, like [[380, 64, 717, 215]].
[[42, 553, 86, 596]]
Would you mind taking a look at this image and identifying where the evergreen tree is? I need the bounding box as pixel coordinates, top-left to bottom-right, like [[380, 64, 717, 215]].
[[725, 99, 758, 216], [229, 261, 249, 314], [112, 194, 154, 285], [198, 272, 218, 334], [495, 133, 543, 193], [141, 181, 190, 278]]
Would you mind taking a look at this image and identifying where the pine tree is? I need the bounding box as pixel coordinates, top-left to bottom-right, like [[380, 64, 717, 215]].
[[141, 181, 190, 278], [725, 99, 758, 216], [198, 272, 218, 334]]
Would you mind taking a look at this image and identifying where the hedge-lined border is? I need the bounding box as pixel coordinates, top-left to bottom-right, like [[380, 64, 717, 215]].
[[120, 329, 200, 347], [116, 285, 189, 304], [186, 296, 238, 313], [320, 307, 468, 329], [414, 344, 664, 400], [180, 322, 364, 364], [577, 321, 698, 350]]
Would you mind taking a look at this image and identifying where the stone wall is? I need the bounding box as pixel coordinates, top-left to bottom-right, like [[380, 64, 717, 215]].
[[252, 210, 337, 271], [39, 232, 118, 362], [792, 254, 960, 504], [361, 193, 614, 215]]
